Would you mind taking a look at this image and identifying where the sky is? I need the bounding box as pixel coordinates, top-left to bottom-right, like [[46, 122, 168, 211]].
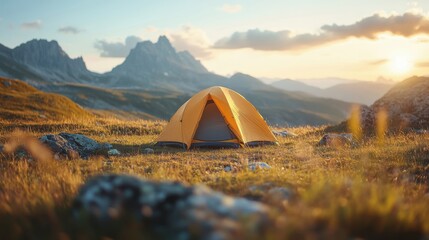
[[1, 0, 429, 82]]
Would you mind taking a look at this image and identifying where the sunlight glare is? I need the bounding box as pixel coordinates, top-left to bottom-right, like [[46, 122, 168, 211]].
[[389, 56, 413, 74]]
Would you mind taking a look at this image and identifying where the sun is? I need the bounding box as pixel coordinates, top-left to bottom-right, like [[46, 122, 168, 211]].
[[389, 56, 413, 74]]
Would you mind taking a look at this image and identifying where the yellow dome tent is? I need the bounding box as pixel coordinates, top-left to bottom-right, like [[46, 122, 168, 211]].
[[156, 86, 278, 149]]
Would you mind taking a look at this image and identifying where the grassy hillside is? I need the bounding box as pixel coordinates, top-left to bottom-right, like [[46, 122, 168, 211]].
[[0, 118, 427, 239], [42, 82, 353, 126], [241, 89, 352, 126], [0, 77, 92, 122], [43, 83, 190, 120]]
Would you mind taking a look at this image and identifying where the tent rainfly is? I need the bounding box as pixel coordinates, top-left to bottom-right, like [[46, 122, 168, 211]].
[[155, 86, 278, 149]]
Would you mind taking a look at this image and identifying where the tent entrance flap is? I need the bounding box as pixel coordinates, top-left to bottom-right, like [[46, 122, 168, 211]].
[[193, 100, 237, 142]]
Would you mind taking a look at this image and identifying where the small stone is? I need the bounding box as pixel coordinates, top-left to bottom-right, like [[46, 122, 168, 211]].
[[107, 149, 120, 156], [224, 165, 233, 172], [317, 133, 354, 147], [16, 150, 28, 159], [143, 148, 154, 154], [248, 162, 271, 171], [415, 129, 428, 135], [273, 130, 297, 137]]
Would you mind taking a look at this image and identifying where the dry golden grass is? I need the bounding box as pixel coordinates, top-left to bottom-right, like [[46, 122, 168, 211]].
[[0, 77, 93, 122], [0, 118, 428, 239]]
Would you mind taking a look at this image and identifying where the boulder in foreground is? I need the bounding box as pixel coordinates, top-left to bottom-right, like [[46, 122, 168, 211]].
[[73, 174, 268, 239]]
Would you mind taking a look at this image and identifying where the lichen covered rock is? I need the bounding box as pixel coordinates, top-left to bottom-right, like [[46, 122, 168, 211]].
[[73, 174, 268, 239]]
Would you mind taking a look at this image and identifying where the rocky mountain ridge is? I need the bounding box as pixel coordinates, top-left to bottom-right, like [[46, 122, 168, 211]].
[[0, 39, 96, 84]]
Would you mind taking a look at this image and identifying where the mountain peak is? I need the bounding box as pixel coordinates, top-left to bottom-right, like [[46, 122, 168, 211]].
[[10, 39, 89, 80], [231, 72, 253, 79], [133, 36, 175, 55], [16, 39, 67, 57], [227, 72, 274, 91], [156, 35, 171, 46], [111, 36, 208, 76]]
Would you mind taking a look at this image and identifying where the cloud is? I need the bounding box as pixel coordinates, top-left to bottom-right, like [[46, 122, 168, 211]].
[[368, 59, 388, 66], [214, 29, 331, 50], [94, 35, 142, 58], [168, 26, 213, 59], [21, 20, 42, 30], [221, 4, 242, 13], [58, 26, 82, 34], [214, 12, 429, 51], [417, 61, 429, 68]]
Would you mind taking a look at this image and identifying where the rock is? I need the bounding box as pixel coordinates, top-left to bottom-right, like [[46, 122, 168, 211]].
[[59, 133, 100, 153], [224, 165, 233, 172], [2, 80, 11, 87], [359, 76, 429, 132], [16, 149, 29, 160], [267, 187, 292, 203], [107, 149, 120, 156], [39, 134, 79, 159], [73, 174, 268, 239], [273, 130, 297, 137], [359, 105, 375, 130], [101, 143, 113, 150], [247, 184, 292, 204], [143, 148, 154, 154], [317, 133, 353, 147], [39, 132, 110, 159], [414, 129, 429, 135], [248, 162, 271, 171]]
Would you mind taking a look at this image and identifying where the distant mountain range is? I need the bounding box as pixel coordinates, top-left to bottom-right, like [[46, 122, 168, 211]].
[[292, 77, 363, 88], [0, 36, 355, 126], [272, 79, 394, 105]]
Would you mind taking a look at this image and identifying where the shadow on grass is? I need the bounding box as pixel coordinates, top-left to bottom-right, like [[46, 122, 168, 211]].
[[0, 207, 157, 240]]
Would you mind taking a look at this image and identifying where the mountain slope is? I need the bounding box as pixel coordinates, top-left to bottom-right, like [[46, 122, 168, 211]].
[[295, 77, 362, 88], [322, 82, 393, 105], [43, 83, 189, 120], [0, 77, 92, 122], [363, 76, 429, 130], [272, 79, 321, 95], [105, 36, 214, 91]]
